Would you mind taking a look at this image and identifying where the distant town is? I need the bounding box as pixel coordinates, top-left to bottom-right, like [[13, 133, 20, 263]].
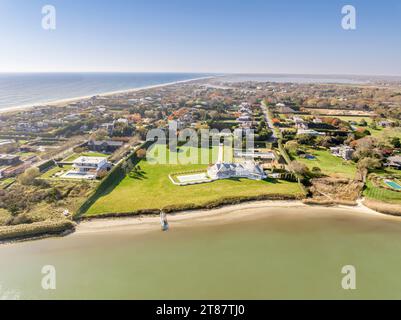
[[1, 76, 401, 241]]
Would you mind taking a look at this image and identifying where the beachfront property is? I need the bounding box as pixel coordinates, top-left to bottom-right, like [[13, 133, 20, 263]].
[[170, 144, 267, 186], [330, 145, 355, 161], [207, 161, 267, 180], [63, 156, 111, 179]]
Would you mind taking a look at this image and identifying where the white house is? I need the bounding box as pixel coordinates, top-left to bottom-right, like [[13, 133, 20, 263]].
[[207, 144, 266, 181], [71, 156, 110, 178], [208, 161, 267, 180]]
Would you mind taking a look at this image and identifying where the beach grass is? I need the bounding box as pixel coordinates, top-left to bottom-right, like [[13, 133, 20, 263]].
[[85, 145, 303, 216]]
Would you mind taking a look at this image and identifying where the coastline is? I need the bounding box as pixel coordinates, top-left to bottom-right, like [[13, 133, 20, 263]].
[[74, 199, 398, 236], [1, 199, 400, 245], [0, 76, 215, 115]]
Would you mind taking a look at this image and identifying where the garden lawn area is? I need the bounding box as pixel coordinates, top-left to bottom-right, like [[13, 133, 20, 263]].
[[337, 116, 373, 124], [294, 149, 357, 179], [40, 165, 73, 179], [355, 127, 401, 140], [364, 180, 401, 205], [63, 152, 109, 162], [84, 145, 303, 216], [0, 178, 15, 189]]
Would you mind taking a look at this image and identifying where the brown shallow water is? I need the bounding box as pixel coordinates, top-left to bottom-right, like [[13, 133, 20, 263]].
[[1, 206, 401, 299]]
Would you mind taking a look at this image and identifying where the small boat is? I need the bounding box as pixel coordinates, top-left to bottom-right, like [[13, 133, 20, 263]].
[[160, 210, 169, 231]]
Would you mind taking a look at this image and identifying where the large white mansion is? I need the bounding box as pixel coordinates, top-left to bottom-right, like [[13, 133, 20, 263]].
[[207, 161, 267, 180], [207, 144, 266, 181]]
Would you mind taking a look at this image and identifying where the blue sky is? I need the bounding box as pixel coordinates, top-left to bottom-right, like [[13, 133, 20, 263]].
[[0, 0, 400, 75]]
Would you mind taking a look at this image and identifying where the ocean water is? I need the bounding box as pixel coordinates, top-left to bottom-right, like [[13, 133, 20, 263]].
[[2, 207, 401, 299], [0, 73, 210, 110]]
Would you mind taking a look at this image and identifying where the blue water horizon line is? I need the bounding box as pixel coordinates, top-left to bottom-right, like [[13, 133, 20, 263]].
[[0, 72, 215, 110]]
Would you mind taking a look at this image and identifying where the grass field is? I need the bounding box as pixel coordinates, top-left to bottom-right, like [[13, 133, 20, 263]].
[[294, 148, 357, 179], [364, 180, 401, 205], [41, 165, 73, 179], [0, 178, 15, 189], [85, 145, 303, 216], [63, 152, 109, 162], [336, 116, 373, 124]]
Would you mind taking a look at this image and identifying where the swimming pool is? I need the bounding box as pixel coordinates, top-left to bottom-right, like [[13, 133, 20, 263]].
[[384, 180, 401, 191]]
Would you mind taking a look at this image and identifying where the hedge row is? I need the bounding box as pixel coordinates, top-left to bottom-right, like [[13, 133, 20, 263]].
[[78, 193, 305, 221], [0, 220, 76, 242], [74, 141, 153, 217], [38, 159, 56, 173]]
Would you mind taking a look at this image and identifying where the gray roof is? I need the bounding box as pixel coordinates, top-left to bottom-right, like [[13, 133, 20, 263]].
[[89, 140, 123, 147]]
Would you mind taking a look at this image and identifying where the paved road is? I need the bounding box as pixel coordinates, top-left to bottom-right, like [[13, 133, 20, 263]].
[[261, 101, 278, 142]]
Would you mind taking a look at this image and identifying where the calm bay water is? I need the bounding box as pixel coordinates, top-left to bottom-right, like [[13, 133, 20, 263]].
[[2, 207, 401, 300], [0, 73, 209, 110]]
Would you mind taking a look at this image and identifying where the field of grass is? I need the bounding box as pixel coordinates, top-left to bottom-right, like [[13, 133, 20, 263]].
[[85, 145, 303, 216], [63, 152, 109, 162], [354, 127, 401, 140], [40, 165, 73, 179], [364, 180, 401, 205], [294, 148, 357, 179], [0, 178, 15, 189], [337, 116, 373, 124]]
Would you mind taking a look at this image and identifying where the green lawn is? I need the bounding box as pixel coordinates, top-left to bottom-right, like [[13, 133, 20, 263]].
[[355, 127, 401, 140], [0, 178, 15, 189], [337, 116, 373, 124], [85, 145, 303, 216], [40, 165, 73, 179], [364, 180, 401, 204], [294, 149, 357, 179], [63, 152, 109, 162]]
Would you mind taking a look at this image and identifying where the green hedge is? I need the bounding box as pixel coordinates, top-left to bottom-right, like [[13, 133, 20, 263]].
[[38, 159, 56, 173]]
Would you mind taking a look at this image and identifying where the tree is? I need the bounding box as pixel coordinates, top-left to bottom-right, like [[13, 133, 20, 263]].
[[290, 161, 310, 177], [136, 149, 147, 159], [357, 157, 382, 172], [90, 129, 109, 141], [18, 167, 40, 186], [391, 137, 401, 148], [285, 140, 299, 154]]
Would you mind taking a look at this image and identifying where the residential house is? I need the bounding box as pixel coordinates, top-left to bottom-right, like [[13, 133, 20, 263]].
[[330, 145, 355, 160], [87, 140, 124, 153], [386, 156, 401, 169]]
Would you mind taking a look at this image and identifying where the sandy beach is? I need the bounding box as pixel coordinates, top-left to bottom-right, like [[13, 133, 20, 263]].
[[0, 76, 214, 115], [75, 199, 398, 236]]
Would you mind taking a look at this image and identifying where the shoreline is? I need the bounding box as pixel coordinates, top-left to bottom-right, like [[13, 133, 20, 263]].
[[0, 76, 215, 115], [1, 199, 400, 245], [74, 199, 397, 236]]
